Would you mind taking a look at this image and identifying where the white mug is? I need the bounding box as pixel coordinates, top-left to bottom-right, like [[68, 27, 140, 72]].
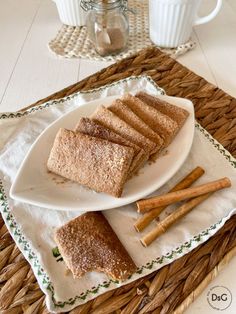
[[149, 0, 222, 48], [53, 0, 86, 26]]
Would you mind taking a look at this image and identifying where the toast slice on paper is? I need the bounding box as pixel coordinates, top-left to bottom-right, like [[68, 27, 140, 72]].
[[55, 212, 137, 280]]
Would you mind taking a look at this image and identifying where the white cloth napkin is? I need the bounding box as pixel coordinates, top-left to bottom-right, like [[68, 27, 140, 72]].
[[0, 76, 236, 313]]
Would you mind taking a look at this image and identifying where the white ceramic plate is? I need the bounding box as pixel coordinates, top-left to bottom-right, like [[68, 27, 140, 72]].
[[10, 95, 195, 211]]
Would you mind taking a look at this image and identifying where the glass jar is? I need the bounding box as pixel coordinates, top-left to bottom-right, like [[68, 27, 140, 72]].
[[81, 0, 129, 56]]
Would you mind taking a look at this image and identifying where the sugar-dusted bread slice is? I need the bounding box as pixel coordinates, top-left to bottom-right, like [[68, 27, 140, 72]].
[[47, 128, 134, 197], [75, 117, 147, 175], [55, 212, 137, 281], [122, 94, 179, 147], [136, 92, 189, 128], [91, 105, 157, 156], [108, 99, 164, 154]]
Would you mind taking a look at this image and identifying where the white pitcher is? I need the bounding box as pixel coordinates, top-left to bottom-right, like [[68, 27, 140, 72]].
[[149, 0, 222, 48], [53, 0, 86, 26]]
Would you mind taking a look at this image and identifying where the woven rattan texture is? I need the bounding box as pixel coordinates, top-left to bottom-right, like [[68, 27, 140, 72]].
[[0, 213, 236, 313], [1, 46, 236, 313], [48, 0, 195, 61], [32, 47, 236, 157]]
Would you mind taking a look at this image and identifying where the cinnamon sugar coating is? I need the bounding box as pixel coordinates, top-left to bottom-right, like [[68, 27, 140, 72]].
[[47, 128, 134, 197], [122, 94, 179, 147], [75, 117, 147, 174], [136, 92, 189, 128], [55, 212, 137, 280], [109, 99, 164, 152], [91, 105, 157, 156]]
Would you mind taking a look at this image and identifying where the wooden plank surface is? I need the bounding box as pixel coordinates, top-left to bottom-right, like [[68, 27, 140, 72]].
[[0, 0, 79, 111], [194, 0, 236, 98], [0, 0, 41, 103]]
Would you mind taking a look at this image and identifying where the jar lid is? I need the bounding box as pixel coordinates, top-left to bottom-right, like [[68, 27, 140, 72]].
[[81, 0, 128, 12]]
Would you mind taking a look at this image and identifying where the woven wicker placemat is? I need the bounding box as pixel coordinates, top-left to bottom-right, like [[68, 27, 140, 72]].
[[1, 46, 236, 313], [48, 0, 195, 61]]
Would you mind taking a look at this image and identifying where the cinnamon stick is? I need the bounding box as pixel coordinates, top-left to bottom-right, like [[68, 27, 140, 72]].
[[141, 193, 212, 247], [137, 177, 231, 213], [134, 166, 205, 232]]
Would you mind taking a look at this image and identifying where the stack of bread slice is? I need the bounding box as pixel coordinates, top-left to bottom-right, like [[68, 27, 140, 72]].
[[47, 92, 189, 197]]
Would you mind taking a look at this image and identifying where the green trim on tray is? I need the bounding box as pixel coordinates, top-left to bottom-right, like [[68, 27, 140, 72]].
[[0, 180, 225, 308], [0, 75, 165, 120], [0, 75, 235, 309]]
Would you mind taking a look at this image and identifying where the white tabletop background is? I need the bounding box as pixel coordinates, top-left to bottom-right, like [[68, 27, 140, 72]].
[[0, 0, 236, 313]]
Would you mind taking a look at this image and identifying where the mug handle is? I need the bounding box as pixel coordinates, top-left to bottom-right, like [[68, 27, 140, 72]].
[[194, 0, 222, 26]]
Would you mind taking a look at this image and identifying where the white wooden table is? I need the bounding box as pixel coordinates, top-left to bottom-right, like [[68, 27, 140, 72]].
[[1, 0, 236, 312]]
